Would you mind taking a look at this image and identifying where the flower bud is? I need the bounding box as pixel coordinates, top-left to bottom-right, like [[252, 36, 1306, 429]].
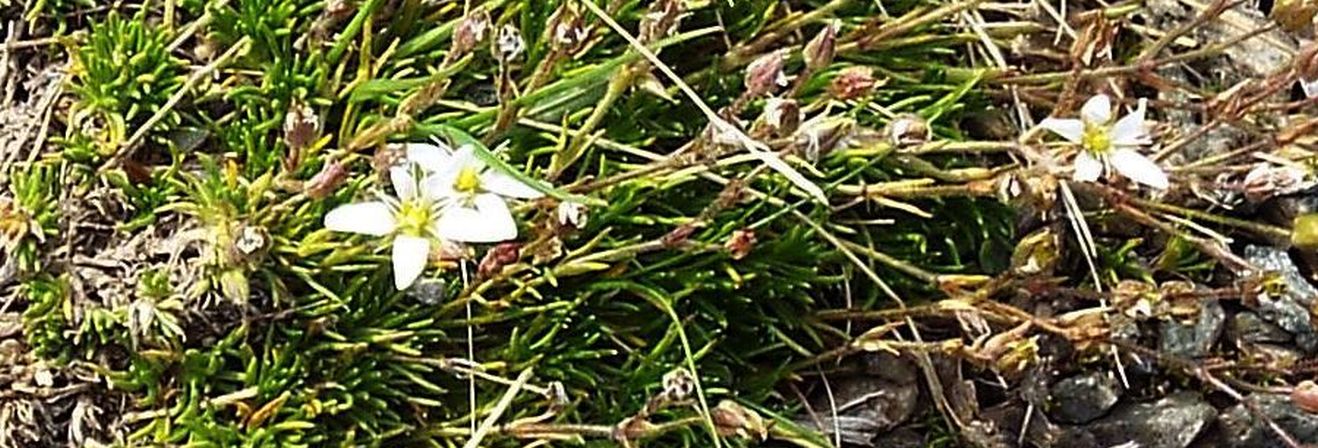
[[885, 114, 929, 147], [724, 229, 756, 260], [803, 23, 837, 71], [744, 51, 787, 98], [548, 3, 587, 53], [283, 99, 320, 151], [451, 11, 490, 57], [711, 400, 770, 441], [494, 24, 525, 62], [305, 161, 348, 199], [478, 242, 521, 278], [639, 0, 683, 44], [829, 66, 879, 100], [762, 98, 801, 137]]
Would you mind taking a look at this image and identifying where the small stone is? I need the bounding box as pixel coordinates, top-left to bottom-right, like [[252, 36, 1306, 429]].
[[1159, 298, 1225, 358], [1243, 245, 1318, 352], [1215, 393, 1318, 447], [1049, 372, 1122, 424], [1228, 311, 1292, 344], [1087, 391, 1216, 448]]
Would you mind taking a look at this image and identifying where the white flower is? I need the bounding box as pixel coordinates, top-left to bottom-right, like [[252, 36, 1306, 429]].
[[324, 165, 445, 290], [556, 201, 587, 229], [407, 143, 543, 243], [1039, 94, 1168, 189]]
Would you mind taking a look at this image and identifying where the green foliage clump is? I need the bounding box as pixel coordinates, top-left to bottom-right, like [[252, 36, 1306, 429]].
[[67, 12, 186, 159]]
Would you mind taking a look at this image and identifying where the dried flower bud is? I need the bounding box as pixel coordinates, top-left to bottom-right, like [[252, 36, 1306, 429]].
[[711, 400, 770, 441], [885, 114, 929, 147], [478, 242, 521, 278], [1294, 213, 1318, 250], [661, 368, 695, 400], [639, 0, 683, 44], [372, 144, 406, 180], [1293, 380, 1318, 413], [1272, 0, 1318, 32], [795, 116, 854, 161], [494, 24, 526, 62], [283, 100, 320, 172], [1241, 163, 1309, 203], [724, 229, 756, 260], [1299, 43, 1318, 94], [803, 23, 837, 71], [762, 98, 801, 137], [451, 11, 491, 56], [556, 201, 588, 230], [829, 66, 879, 100], [548, 3, 587, 52], [744, 51, 788, 97], [305, 161, 348, 199], [661, 223, 699, 248]]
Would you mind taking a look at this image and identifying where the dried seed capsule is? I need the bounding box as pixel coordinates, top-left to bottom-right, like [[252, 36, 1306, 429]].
[[885, 114, 929, 147], [829, 66, 879, 100], [305, 161, 348, 199], [762, 98, 801, 137], [724, 229, 757, 260], [744, 51, 787, 98], [451, 11, 491, 57], [803, 23, 837, 71]]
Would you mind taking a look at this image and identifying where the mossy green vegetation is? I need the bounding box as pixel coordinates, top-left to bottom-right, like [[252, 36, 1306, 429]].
[[8, 0, 1316, 447]]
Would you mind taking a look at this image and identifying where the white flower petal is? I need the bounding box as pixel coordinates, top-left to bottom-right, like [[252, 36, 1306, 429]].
[[432, 145, 479, 185], [1111, 148, 1169, 189], [1039, 118, 1085, 143], [421, 173, 454, 203], [391, 166, 417, 201], [325, 202, 396, 236], [435, 194, 517, 243], [391, 235, 430, 290], [1081, 94, 1112, 124], [406, 143, 452, 172], [481, 171, 543, 199], [1110, 98, 1150, 146], [1074, 151, 1103, 182], [1303, 78, 1318, 99]]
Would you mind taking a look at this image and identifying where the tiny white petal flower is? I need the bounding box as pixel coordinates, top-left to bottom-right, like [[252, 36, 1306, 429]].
[[391, 235, 431, 289], [406, 142, 546, 243], [1080, 94, 1112, 124], [1044, 94, 1167, 189], [1110, 99, 1150, 146], [325, 202, 396, 236], [1039, 118, 1084, 143], [1110, 148, 1169, 189], [324, 168, 451, 290], [1074, 151, 1103, 182], [435, 193, 518, 242]]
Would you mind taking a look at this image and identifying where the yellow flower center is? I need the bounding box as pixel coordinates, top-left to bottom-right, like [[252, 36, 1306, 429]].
[[396, 200, 433, 236], [1081, 123, 1111, 154], [454, 166, 482, 193]]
